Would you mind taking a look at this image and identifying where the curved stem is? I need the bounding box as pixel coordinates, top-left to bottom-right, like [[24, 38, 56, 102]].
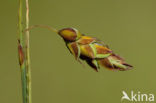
[[24, 25, 58, 33]]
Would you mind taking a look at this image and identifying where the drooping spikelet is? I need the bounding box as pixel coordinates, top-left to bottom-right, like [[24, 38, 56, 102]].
[[58, 28, 133, 72]]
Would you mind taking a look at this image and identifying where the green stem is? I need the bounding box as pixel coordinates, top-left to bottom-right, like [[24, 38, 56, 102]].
[[21, 66, 27, 103], [25, 0, 32, 103], [19, 0, 23, 44], [18, 0, 32, 103], [18, 0, 27, 103]]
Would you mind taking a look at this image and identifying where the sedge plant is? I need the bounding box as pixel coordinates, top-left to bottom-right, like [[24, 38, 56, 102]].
[[17, 0, 133, 103]]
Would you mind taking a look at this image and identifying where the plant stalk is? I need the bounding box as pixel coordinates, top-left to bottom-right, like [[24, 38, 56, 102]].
[[18, 0, 27, 103], [18, 0, 32, 103], [25, 0, 32, 103]]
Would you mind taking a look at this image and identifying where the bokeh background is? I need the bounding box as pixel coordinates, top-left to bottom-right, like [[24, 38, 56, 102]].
[[0, 0, 156, 103]]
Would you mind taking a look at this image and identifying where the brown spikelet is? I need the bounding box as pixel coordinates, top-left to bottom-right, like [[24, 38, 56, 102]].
[[98, 53, 133, 71], [77, 36, 96, 45], [58, 28, 77, 41], [69, 42, 79, 59], [79, 44, 95, 59], [98, 58, 113, 70], [94, 43, 112, 54], [18, 40, 25, 66]]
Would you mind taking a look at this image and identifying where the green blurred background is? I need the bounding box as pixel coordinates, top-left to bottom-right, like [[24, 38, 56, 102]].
[[0, 0, 156, 103]]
